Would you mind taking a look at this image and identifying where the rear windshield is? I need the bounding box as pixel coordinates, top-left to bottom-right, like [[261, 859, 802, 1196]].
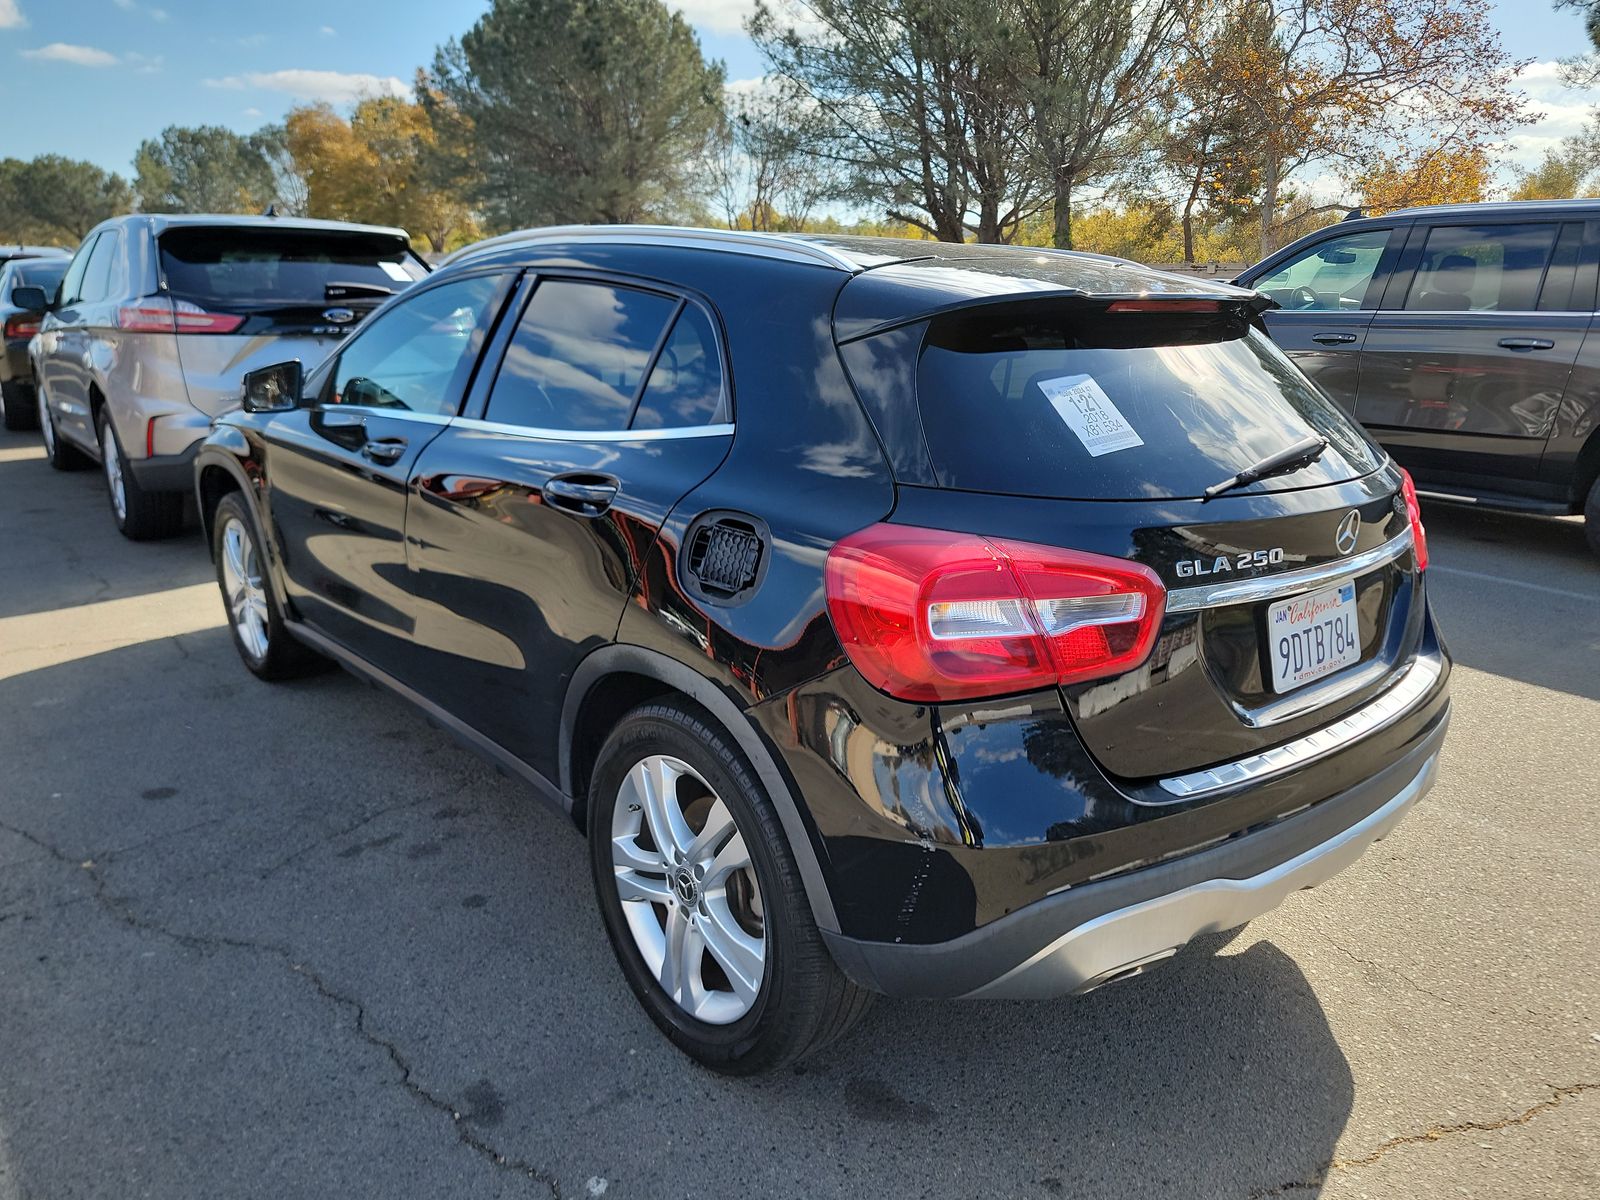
[[908, 306, 1382, 500], [158, 227, 426, 308], [9, 259, 67, 291]]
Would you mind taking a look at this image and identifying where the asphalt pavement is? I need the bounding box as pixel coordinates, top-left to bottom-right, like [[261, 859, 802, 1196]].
[[0, 425, 1595, 1199]]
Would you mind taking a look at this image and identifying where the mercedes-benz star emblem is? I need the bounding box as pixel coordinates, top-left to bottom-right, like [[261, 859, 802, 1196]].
[[321, 307, 356, 325], [1335, 510, 1361, 555]]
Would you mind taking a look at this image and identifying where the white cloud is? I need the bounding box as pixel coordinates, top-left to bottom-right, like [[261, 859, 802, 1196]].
[[0, 0, 22, 28], [205, 68, 407, 104], [126, 49, 162, 73], [21, 42, 117, 66], [320, 25, 336, 36], [243, 106, 262, 117], [111, 0, 133, 8], [1500, 60, 1598, 177], [671, 0, 753, 35]]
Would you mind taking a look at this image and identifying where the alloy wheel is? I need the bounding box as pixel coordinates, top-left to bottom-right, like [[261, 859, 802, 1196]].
[[220, 516, 270, 661], [610, 754, 766, 1024], [101, 422, 126, 522]]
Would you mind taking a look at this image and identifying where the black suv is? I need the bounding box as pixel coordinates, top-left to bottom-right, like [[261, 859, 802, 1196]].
[[195, 228, 1451, 1073], [1238, 199, 1600, 556]]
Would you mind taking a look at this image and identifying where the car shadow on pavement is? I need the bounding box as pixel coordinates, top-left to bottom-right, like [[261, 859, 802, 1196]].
[[0, 628, 1355, 1200]]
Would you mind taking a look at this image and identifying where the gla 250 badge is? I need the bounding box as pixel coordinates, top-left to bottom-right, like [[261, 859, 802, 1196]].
[[1175, 548, 1287, 578]]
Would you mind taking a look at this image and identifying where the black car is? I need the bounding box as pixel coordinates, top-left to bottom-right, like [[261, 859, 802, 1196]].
[[0, 251, 69, 431], [194, 227, 1451, 1073], [1237, 199, 1600, 556]]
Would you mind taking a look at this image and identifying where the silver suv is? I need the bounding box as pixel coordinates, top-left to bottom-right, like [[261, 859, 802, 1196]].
[[21, 214, 428, 538]]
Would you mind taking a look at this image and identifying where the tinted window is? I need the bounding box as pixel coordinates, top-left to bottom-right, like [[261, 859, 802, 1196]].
[[911, 306, 1382, 501], [1254, 228, 1392, 311], [487, 280, 677, 431], [631, 304, 726, 428], [159, 227, 426, 308], [331, 274, 506, 416], [58, 235, 99, 306], [1537, 222, 1586, 311], [78, 231, 120, 304], [10, 259, 68, 292], [1404, 223, 1558, 312]]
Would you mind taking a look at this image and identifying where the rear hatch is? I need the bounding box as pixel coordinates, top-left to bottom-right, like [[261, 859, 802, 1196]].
[[838, 292, 1427, 781], [158, 225, 428, 417]]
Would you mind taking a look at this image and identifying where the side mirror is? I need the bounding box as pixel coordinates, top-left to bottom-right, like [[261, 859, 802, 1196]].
[[10, 285, 49, 312], [240, 361, 303, 413]]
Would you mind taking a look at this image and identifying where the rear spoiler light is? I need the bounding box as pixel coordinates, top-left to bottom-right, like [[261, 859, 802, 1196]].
[[118, 296, 244, 334], [1105, 299, 1222, 314]]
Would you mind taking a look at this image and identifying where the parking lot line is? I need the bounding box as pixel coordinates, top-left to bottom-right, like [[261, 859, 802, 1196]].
[[1428, 563, 1597, 602]]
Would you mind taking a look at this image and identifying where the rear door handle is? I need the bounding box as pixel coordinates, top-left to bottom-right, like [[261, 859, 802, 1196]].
[[1311, 332, 1358, 345], [1497, 337, 1555, 350], [361, 437, 407, 464], [543, 474, 619, 516]]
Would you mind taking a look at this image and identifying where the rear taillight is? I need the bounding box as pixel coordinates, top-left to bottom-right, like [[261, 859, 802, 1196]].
[[4, 314, 40, 339], [824, 524, 1166, 703], [1398, 468, 1429, 572], [118, 297, 244, 334]]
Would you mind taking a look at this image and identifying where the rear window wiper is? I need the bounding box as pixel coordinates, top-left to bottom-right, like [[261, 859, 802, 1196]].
[[324, 281, 394, 301], [1202, 434, 1328, 502]]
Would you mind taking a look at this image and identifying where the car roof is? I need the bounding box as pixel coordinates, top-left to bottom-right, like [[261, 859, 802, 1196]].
[[1380, 198, 1600, 220], [443, 224, 1256, 341], [0, 245, 70, 258], [102, 213, 411, 239]]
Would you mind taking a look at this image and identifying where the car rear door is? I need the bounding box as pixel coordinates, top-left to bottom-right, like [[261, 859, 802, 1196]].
[[260, 270, 514, 668], [400, 273, 734, 777], [157, 225, 429, 419], [1355, 218, 1592, 488], [35, 231, 106, 450], [1239, 223, 1405, 415]]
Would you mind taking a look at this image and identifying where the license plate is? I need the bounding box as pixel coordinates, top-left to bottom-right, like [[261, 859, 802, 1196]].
[[1267, 580, 1361, 693]]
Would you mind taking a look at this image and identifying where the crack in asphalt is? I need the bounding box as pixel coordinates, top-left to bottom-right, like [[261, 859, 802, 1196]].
[[255, 793, 449, 881], [0, 815, 561, 1198], [1245, 1082, 1599, 1197], [1314, 929, 1561, 1023]]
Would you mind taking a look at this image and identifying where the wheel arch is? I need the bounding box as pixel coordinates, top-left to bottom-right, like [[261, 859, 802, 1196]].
[[1572, 422, 1600, 511], [561, 644, 840, 934]]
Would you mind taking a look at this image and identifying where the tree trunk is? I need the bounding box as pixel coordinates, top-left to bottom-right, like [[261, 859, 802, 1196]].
[[1258, 153, 1281, 258], [1052, 174, 1074, 250], [1182, 167, 1203, 265]]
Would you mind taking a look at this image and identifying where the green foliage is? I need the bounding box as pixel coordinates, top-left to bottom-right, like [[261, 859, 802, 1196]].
[[134, 125, 281, 214], [0, 155, 133, 243], [425, 0, 725, 227]]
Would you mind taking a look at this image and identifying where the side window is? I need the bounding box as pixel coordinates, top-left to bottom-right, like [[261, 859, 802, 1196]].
[[78, 231, 120, 304], [486, 280, 678, 431], [331, 274, 506, 416], [1404, 223, 1559, 313], [1537, 222, 1586, 311], [1254, 228, 1393, 311], [57, 234, 100, 306], [631, 304, 727, 429]]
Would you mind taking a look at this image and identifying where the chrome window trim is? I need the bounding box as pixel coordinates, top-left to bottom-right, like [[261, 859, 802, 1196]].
[[1154, 653, 1442, 801], [448, 416, 735, 442], [309, 405, 454, 426], [1165, 527, 1413, 614], [443, 225, 859, 273]]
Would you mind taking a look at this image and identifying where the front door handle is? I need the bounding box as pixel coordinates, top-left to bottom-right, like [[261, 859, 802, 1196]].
[[361, 437, 407, 464], [1311, 332, 1358, 345], [1498, 337, 1555, 350], [543, 474, 619, 516]]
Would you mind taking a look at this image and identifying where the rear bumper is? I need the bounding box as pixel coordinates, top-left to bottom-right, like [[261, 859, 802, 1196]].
[[125, 440, 200, 493], [823, 701, 1448, 998]]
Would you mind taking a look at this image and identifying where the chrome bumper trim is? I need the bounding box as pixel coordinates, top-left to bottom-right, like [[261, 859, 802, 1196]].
[[1166, 527, 1414, 614], [1156, 653, 1442, 799], [964, 748, 1440, 999]]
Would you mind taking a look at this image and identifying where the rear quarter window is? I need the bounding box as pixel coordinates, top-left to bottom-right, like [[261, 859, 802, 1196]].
[[898, 304, 1383, 500]]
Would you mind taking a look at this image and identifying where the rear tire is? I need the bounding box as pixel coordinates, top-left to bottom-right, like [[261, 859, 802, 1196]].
[[98, 409, 183, 540], [212, 491, 329, 681], [1585, 476, 1600, 560], [38, 384, 89, 471], [1, 380, 38, 431], [588, 701, 872, 1074]]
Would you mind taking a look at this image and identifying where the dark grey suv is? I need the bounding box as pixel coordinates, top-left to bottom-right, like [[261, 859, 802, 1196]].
[[1237, 200, 1600, 556]]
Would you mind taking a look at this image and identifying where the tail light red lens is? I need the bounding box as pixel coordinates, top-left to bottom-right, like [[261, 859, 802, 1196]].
[[1398, 468, 1429, 572], [824, 524, 1167, 702], [118, 297, 244, 334], [3, 315, 40, 339]]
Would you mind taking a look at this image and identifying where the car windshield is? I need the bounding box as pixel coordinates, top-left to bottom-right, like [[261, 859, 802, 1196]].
[[159, 227, 426, 309], [8, 260, 67, 292], [911, 305, 1383, 500]]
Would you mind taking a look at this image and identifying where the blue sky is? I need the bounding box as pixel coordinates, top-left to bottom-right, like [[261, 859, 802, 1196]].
[[0, 0, 1593, 187]]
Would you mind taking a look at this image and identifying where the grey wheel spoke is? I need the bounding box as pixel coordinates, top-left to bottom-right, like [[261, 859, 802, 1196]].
[[613, 868, 671, 905], [685, 798, 736, 866], [658, 906, 697, 1004], [700, 902, 763, 1002], [704, 831, 751, 888], [635, 759, 692, 861], [612, 831, 660, 875]]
